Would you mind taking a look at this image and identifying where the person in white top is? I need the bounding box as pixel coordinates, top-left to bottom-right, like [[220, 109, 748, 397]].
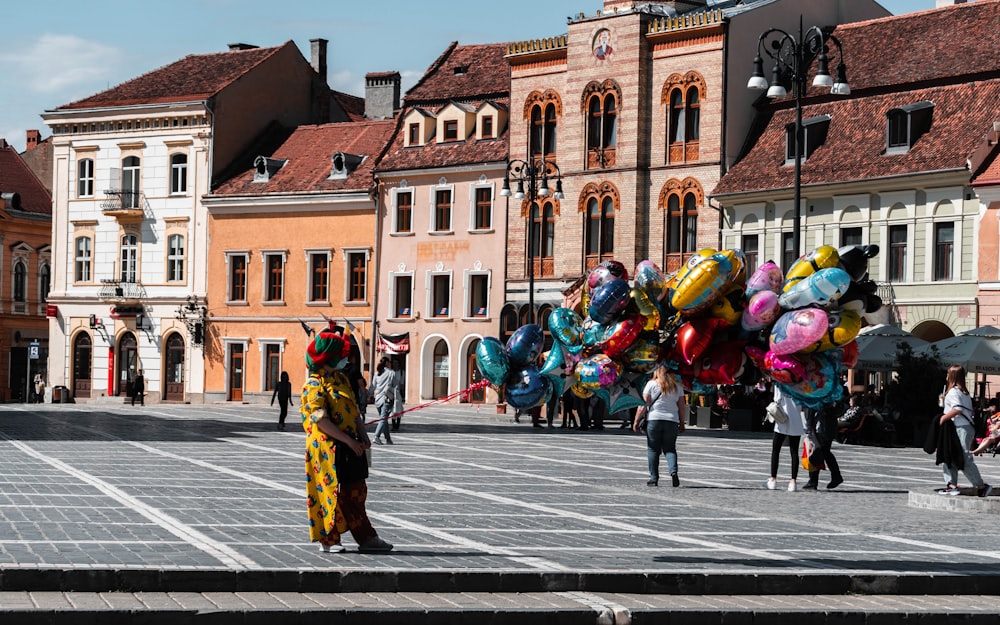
[[633, 365, 686, 487], [938, 364, 992, 497], [765, 384, 806, 491]]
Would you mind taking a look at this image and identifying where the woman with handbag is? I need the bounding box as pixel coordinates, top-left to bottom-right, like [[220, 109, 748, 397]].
[[633, 365, 686, 487], [937, 365, 992, 497], [300, 325, 393, 554], [765, 384, 804, 491]]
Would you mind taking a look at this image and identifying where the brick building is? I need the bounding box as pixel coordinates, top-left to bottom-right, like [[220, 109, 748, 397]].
[[501, 0, 887, 344]]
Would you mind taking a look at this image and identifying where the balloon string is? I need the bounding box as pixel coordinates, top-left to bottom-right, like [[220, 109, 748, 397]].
[[364, 380, 491, 427]]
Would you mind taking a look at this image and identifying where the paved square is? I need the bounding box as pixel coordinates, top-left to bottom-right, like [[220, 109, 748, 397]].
[[1, 402, 998, 578]]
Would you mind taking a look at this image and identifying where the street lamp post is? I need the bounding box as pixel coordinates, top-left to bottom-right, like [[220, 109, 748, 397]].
[[499, 158, 564, 325], [747, 17, 849, 259]]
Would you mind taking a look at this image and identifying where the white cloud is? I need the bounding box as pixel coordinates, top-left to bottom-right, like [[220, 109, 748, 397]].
[[0, 34, 121, 94]]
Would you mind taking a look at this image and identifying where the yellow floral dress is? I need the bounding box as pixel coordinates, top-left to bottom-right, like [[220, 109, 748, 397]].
[[301, 370, 361, 545]]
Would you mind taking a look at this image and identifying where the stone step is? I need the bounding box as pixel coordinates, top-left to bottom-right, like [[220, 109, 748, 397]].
[[1, 592, 999, 624]]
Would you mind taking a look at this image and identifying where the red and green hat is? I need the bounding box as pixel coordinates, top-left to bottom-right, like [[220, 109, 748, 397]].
[[306, 326, 350, 370]]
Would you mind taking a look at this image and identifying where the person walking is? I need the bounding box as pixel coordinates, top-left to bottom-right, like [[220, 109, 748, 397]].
[[372, 358, 395, 445], [633, 365, 686, 487], [131, 370, 145, 406], [300, 326, 392, 554], [802, 402, 844, 490], [271, 371, 294, 430], [765, 384, 804, 491], [33, 373, 45, 404], [390, 359, 404, 431], [937, 364, 992, 497]]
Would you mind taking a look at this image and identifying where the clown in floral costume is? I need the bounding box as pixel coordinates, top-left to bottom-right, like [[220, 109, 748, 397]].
[[301, 325, 393, 553]]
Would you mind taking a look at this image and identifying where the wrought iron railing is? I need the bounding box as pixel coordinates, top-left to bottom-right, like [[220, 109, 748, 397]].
[[101, 189, 144, 211], [98, 278, 146, 301]]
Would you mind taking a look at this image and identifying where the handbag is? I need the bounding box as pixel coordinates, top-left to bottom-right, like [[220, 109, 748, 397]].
[[766, 401, 788, 424], [335, 437, 369, 484]]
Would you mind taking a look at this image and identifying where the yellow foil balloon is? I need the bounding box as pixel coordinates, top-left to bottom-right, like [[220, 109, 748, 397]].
[[802, 309, 863, 352], [670, 250, 732, 314], [783, 245, 839, 293]]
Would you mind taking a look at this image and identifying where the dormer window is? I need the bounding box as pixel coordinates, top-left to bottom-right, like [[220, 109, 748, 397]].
[[409, 123, 420, 145], [886, 100, 933, 154], [329, 152, 364, 179], [482, 116, 494, 139], [253, 156, 287, 183], [444, 120, 459, 141], [784, 114, 831, 165]]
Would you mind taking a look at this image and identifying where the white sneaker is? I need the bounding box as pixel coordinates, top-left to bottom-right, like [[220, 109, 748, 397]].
[[788, 479, 797, 492], [765, 478, 777, 490]]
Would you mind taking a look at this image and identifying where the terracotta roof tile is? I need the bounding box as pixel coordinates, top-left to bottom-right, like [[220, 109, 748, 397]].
[[405, 43, 510, 104], [332, 90, 366, 122], [973, 144, 1000, 187], [830, 0, 1000, 92], [376, 42, 511, 173], [56, 43, 290, 110], [715, 1, 1000, 196], [211, 120, 395, 196], [0, 140, 52, 216], [714, 80, 1000, 195]]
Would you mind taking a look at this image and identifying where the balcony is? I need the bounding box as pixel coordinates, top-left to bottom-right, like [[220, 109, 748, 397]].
[[99, 279, 146, 303], [101, 189, 145, 223]]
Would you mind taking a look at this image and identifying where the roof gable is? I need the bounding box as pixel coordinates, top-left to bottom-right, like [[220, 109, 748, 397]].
[[0, 141, 52, 216], [405, 42, 511, 104]]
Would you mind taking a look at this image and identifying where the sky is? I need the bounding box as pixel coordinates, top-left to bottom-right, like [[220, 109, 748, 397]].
[[1, 0, 935, 152]]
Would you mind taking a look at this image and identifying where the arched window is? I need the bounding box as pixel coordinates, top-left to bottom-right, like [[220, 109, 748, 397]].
[[659, 178, 705, 273], [121, 156, 141, 208], [580, 182, 618, 270], [13, 261, 26, 302], [662, 72, 706, 163], [583, 80, 621, 169], [525, 90, 561, 161], [38, 263, 50, 303], [528, 200, 556, 278], [499, 304, 518, 345], [170, 153, 188, 194]]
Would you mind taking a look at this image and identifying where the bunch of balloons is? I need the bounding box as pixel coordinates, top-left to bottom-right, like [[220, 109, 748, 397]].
[[477, 244, 882, 413]]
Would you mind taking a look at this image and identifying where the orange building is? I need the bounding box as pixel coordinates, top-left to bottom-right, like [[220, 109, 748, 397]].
[[0, 139, 53, 402], [204, 120, 395, 402]]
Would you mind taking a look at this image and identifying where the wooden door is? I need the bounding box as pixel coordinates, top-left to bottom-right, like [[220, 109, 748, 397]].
[[164, 333, 185, 401], [467, 341, 484, 404], [117, 333, 137, 396], [73, 333, 92, 398], [229, 344, 244, 401]]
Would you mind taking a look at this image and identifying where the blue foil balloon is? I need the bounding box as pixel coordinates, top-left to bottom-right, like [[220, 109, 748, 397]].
[[506, 324, 544, 367], [588, 278, 631, 325], [475, 337, 509, 387], [549, 307, 583, 349], [505, 367, 552, 410]]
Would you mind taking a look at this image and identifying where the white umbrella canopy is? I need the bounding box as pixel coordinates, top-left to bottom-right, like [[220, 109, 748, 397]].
[[921, 325, 1000, 374], [853, 324, 929, 370]]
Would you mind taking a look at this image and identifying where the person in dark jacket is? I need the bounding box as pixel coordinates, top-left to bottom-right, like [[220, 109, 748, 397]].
[[271, 371, 293, 430]]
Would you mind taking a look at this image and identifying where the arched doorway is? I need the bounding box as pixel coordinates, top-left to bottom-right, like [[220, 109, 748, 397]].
[[432, 340, 449, 399], [72, 333, 92, 399], [163, 333, 185, 401], [466, 338, 484, 404], [117, 332, 138, 396]]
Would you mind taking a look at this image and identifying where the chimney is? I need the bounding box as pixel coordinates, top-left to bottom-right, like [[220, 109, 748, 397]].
[[310, 38, 328, 83], [365, 72, 401, 120], [227, 43, 258, 51], [25, 130, 40, 151]]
